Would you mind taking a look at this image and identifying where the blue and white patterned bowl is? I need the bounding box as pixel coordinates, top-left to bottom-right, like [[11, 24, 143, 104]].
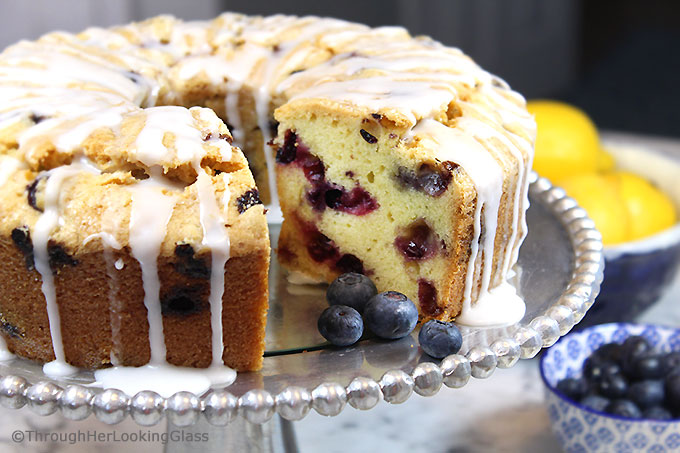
[[540, 323, 680, 453]]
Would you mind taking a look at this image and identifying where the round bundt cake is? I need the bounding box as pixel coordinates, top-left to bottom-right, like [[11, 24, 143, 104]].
[[0, 13, 535, 375]]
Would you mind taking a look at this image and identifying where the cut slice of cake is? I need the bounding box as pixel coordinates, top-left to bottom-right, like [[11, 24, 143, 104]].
[[274, 89, 533, 323]]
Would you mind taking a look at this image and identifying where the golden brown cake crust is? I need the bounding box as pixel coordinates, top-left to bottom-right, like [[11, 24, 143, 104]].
[[0, 106, 270, 372], [0, 224, 269, 372]]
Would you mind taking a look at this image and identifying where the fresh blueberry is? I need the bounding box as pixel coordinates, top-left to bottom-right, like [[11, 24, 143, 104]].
[[592, 343, 625, 365], [326, 272, 377, 313], [642, 406, 674, 420], [606, 399, 642, 419], [418, 320, 463, 358], [317, 305, 364, 347], [584, 359, 621, 384], [626, 354, 664, 380], [363, 291, 418, 340], [627, 380, 665, 409], [665, 373, 680, 410], [598, 373, 628, 399], [580, 395, 610, 412], [555, 378, 590, 402], [622, 336, 651, 363], [668, 366, 680, 379], [661, 351, 680, 374]]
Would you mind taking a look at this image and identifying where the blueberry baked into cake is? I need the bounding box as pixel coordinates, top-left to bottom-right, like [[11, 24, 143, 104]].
[[0, 14, 535, 373]]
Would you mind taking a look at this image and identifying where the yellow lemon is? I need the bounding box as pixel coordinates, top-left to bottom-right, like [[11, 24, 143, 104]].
[[616, 171, 677, 241], [527, 100, 600, 184], [559, 173, 629, 245], [598, 148, 616, 172]]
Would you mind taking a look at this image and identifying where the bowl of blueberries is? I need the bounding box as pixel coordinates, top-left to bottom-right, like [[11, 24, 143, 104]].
[[541, 322, 680, 452]]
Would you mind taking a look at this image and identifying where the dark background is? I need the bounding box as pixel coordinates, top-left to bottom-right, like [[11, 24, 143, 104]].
[[3, 0, 679, 137], [566, 0, 680, 138], [222, 0, 680, 138]]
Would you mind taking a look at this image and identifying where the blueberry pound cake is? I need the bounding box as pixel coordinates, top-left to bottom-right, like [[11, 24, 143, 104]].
[[0, 104, 270, 372], [0, 13, 534, 373]]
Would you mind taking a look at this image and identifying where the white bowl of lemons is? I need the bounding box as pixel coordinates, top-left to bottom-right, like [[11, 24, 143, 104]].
[[528, 101, 680, 326]]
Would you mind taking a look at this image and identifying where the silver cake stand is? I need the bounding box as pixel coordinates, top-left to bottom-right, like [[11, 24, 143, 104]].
[[0, 173, 604, 452]]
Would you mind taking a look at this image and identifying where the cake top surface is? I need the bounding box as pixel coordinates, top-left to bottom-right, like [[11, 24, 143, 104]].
[[0, 13, 535, 167], [0, 13, 534, 255]]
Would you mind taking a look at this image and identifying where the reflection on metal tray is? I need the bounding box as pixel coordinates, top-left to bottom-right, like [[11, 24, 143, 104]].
[[0, 173, 604, 426]]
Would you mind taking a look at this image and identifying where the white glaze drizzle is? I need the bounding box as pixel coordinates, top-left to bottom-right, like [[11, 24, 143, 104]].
[[82, 232, 122, 250], [0, 42, 151, 104], [456, 281, 525, 327], [454, 101, 530, 278], [127, 170, 177, 364], [0, 156, 23, 187], [93, 362, 236, 398], [83, 230, 124, 365], [412, 119, 525, 326], [196, 170, 231, 367], [225, 81, 245, 146], [104, 246, 121, 367], [33, 158, 100, 377], [94, 106, 236, 391], [0, 335, 13, 361]]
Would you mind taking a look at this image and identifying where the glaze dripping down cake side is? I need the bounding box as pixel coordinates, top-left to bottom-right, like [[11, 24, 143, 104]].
[[0, 13, 535, 373], [0, 105, 270, 372]]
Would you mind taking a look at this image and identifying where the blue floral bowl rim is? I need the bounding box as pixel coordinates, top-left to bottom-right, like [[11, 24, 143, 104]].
[[539, 321, 680, 424]]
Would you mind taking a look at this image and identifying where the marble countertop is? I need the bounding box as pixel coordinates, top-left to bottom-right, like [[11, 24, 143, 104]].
[[1, 131, 678, 452]]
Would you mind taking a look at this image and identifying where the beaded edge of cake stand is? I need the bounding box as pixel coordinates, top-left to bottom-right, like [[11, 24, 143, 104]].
[[0, 172, 604, 426]]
